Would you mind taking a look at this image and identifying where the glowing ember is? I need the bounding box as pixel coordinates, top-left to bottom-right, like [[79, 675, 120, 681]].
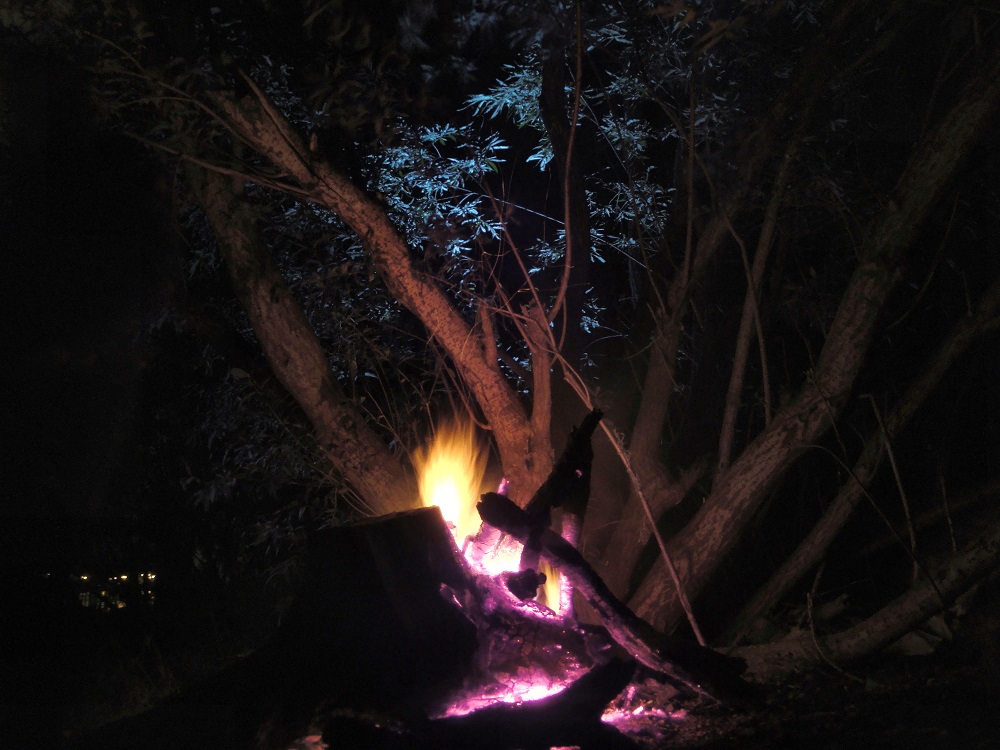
[[463, 528, 524, 576], [414, 416, 488, 546], [438, 671, 578, 717], [286, 734, 328, 749]]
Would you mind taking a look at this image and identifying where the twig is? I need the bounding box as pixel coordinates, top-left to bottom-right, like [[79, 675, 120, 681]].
[[125, 132, 310, 197], [557, 366, 707, 646], [939, 472, 958, 554], [806, 593, 870, 686], [866, 395, 919, 584], [810, 444, 946, 608], [548, 1, 585, 345]]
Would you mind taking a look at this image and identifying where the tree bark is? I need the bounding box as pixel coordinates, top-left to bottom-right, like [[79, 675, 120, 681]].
[[734, 512, 1000, 679], [729, 277, 1000, 641], [629, 39, 1000, 632], [191, 167, 415, 513], [207, 82, 552, 503], [600, 0, 858, 593]]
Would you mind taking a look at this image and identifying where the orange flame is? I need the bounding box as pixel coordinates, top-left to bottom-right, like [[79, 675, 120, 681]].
[[414, 416, 565, 615], [414, 416, 488, 546], [536, 559, 561, 611]]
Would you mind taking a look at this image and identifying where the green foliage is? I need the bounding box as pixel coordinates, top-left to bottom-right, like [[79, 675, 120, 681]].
[[466, 57, 551, 166], [370, 122, 506, 300]]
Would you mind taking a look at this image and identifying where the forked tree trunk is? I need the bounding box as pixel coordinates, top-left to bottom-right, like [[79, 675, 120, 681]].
[[629, 40, 1000, 632], [207, 81, 554, 504], [595, 0, 859, 596], [729, 277, 1000, 641]]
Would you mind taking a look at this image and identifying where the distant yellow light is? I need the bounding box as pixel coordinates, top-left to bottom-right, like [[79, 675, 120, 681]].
[[120, 574, 128, 581], [80, 574, 89, 581]]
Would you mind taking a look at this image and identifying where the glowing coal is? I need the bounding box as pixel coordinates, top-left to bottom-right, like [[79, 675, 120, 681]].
[[411, 417, 586, 717]]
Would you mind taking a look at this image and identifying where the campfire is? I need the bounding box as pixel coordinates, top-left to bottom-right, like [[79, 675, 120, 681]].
[[67, 412, 746, 750], [258, 410, 747, 750], [414, 415, 563, 614]]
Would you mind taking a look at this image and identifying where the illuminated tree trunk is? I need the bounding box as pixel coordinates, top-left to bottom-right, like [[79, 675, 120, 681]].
[[208, 83, 554, 503], [191, 167, 416, 513]]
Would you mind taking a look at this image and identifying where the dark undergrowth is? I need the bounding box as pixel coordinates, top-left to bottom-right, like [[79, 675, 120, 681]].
[[1, 569, 292, 750]]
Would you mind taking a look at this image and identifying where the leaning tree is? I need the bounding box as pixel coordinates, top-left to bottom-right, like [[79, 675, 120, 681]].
[[11, 0, 1000, 667]]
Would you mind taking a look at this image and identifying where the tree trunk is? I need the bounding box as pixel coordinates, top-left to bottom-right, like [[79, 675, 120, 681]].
[[630, 39, 1000, 632], [734, 512, 1000, 679], [207, 84, 553, 503], [191, 167, 416, 513], [729, 277, 1000, 641], [598, 0, 857, 594]]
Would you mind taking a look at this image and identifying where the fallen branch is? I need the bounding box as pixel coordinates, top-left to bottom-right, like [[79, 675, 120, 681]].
[[734, 512, 1000, 680], [322, 659, 640, 750]]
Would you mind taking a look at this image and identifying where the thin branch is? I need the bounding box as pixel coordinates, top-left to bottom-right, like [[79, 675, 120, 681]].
[[482, 183, 550, 318], [556, 358, 707, 646], [716, 210, 773, 476], [548, 1, 585, 341], [806, 593, 870, 686], [866, 395, 919, 583], [128, 133, 309, 197], [682, 82, 697, 288]]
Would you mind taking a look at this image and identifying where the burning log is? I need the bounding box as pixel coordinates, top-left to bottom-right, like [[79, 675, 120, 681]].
[[480, 491, 717, 694], [478, 408, 749, 701], [324, 658, 641, 749], [69, 411, 744, 750]]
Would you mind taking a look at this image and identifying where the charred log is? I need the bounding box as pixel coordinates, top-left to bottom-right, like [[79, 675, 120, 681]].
[[321, 659, 640, 750], [67, 507, 479, 750], [480, 490, 748, 700], [502, 568, 547, 600], [519, 409, 602, 573]]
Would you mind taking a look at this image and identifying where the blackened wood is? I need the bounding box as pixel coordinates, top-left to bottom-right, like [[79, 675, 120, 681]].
[[480, 491, 747, 699], [68, 507, 479, 750], [284, 506, 478, 705], [321, 659, 640, 750], [519, 409, 603, 572], [502, 567, 547, 600]]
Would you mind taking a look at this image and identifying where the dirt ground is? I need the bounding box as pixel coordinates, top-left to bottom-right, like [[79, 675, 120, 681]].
[[618, 644, 1000, 749]]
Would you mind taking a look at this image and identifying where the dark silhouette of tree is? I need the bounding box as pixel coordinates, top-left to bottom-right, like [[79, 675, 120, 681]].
[[8, 0, 1000, 668]]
